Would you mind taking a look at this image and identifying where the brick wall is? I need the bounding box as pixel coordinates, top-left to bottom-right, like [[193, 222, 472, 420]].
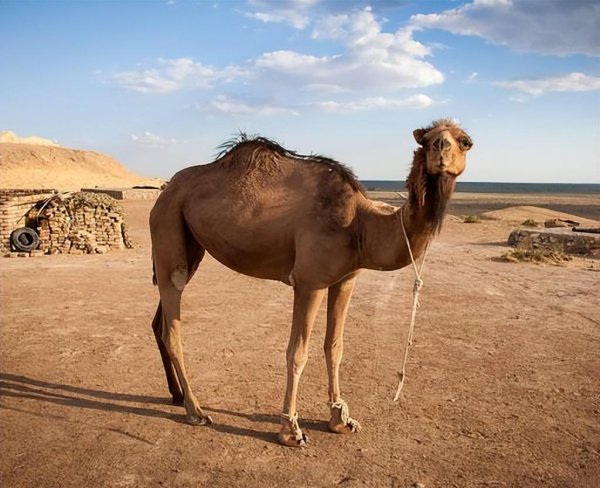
[[0, 189, 57, 252]]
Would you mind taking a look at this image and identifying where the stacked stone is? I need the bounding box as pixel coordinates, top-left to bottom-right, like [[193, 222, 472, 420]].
[[36, 192, 133, 254], [508, 228, 600, 257], [0, 189, 57, 253]]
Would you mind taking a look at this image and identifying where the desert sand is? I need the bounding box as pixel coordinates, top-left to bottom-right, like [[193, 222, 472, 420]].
[[1, 189, 599, 487]]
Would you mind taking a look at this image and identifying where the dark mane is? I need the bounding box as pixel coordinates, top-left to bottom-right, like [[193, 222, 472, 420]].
[[405, 152, 455, 234], [215, 132, 366, 195]]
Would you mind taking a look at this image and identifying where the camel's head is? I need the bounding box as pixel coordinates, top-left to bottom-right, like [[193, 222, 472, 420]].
[[413, 119, 473, 177], [406, 119, 473, 233]]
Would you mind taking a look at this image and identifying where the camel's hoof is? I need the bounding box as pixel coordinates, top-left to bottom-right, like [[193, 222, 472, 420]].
[[186, 414, 213, 426], [278, 432, 308, 448], [279, 411, 307, 447], [329, 400, 361, 434], [328, 417, 362, 434]]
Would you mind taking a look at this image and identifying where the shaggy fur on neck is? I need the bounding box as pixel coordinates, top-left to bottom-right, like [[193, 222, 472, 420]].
[[405, 147, 456, 234]]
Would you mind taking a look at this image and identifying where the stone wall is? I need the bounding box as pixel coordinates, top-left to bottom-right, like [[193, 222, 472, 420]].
[[508, 228, 600, 257], [36, 192, 133, 254], [0, 189, 57, 252]]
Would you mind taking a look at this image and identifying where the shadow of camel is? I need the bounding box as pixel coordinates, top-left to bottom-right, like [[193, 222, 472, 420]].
[[0, 373, 329, 444]]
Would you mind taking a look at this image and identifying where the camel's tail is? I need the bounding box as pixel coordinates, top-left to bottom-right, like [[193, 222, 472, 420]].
[[152, 252, 157, 286]]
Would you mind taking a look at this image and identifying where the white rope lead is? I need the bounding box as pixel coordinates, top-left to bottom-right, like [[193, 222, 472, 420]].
[[393, 206, 430, 402]]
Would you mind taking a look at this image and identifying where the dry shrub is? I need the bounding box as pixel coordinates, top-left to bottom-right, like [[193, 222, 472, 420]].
[[494, 249, 572, 265], [521, 218, 538, 227], [460, 215, 481, 223]]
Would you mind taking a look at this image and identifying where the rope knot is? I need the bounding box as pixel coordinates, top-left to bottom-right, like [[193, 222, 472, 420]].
[[281, 412, 303, 440], [413, 277, 424, 294]]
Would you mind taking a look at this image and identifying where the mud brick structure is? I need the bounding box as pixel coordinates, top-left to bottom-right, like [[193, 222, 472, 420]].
[[0, 189, 57, 253], [1, 189, 133, 255]]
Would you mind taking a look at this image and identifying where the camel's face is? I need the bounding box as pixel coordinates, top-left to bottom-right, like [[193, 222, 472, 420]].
[[414, 125, 473, 177]]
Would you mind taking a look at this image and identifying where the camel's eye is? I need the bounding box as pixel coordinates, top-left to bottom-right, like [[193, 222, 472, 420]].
[[459, 137, 472, 151]]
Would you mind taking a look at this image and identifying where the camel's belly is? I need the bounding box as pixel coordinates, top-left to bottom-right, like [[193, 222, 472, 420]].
[[204, 243, 295, 284]]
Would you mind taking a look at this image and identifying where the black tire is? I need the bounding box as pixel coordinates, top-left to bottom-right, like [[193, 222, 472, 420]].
[[10, 227, 40, 252]]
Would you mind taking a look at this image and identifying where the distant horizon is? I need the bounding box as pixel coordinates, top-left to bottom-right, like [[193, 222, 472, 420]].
[[361, 179, 600, 185]]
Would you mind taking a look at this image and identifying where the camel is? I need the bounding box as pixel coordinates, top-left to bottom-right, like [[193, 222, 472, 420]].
[[149, 119, 473, 447]]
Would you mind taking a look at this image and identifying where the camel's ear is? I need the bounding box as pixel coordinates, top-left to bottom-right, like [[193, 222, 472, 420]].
[[413, 128, 427, 146]]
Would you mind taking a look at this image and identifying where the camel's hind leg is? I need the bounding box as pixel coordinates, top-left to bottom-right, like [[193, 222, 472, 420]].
[[152, 301, 183, 405], [151, 240, 205, 406], [325, 273, 361, 434], [151, 213, 211, 425]]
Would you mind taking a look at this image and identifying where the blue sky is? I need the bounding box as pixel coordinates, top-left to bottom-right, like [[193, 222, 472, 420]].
[[1, 0, 599, 183]]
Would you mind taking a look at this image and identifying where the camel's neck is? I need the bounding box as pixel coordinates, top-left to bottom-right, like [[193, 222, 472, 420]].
[[358, 174, 455, 271]]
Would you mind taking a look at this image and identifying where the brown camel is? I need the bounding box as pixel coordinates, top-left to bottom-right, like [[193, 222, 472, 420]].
[[149, 118, 473, 447]]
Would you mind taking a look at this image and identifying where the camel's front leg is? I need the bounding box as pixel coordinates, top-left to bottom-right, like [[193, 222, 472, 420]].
[[279, 286, 325, 447], [325, 273, 361, 434]]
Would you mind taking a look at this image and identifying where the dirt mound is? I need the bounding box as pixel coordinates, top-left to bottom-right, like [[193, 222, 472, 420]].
[[0, 142, 163, 191], [0, 130, 59, 147], [483, 205, 598, 227]]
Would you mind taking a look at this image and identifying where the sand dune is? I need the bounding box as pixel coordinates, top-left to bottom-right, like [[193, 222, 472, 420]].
[[0, 141, 163, 191]]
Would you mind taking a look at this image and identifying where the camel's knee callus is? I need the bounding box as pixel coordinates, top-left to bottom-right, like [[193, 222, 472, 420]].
[[170, 266, 188, 291]]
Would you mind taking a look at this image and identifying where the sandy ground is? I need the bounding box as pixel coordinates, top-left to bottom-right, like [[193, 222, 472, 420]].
[[1, 194, 599, 488]]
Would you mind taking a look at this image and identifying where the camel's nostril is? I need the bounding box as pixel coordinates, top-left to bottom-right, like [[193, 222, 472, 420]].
[[433, 138, 451, 152]]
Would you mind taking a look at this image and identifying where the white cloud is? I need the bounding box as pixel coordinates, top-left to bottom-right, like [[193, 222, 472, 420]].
[[411, 0, 600, 57], [494, 72, 600, 96], [467, 72, 478, 82], [256, 9, 443, 91], [201, 93, 433, 116], [245, 0, 414, 29], [131, 131, 177, 147], [245, 10, 310, 29], [317, 94, 434, 112], [200, 95, 299, 116], [245, 0, 318, 29], [255, 50, 333, 71], [114, 7, 441, 112], [303, 83, 352, 94], [113, 58, 247, 93]]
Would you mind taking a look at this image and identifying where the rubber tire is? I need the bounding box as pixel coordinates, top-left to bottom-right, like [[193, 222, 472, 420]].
[[10, 227, 40, 252]]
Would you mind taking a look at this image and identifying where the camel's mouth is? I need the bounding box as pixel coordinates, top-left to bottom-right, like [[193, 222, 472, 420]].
[[429, 154, 465, 178], [441, 168, 463, 177]]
